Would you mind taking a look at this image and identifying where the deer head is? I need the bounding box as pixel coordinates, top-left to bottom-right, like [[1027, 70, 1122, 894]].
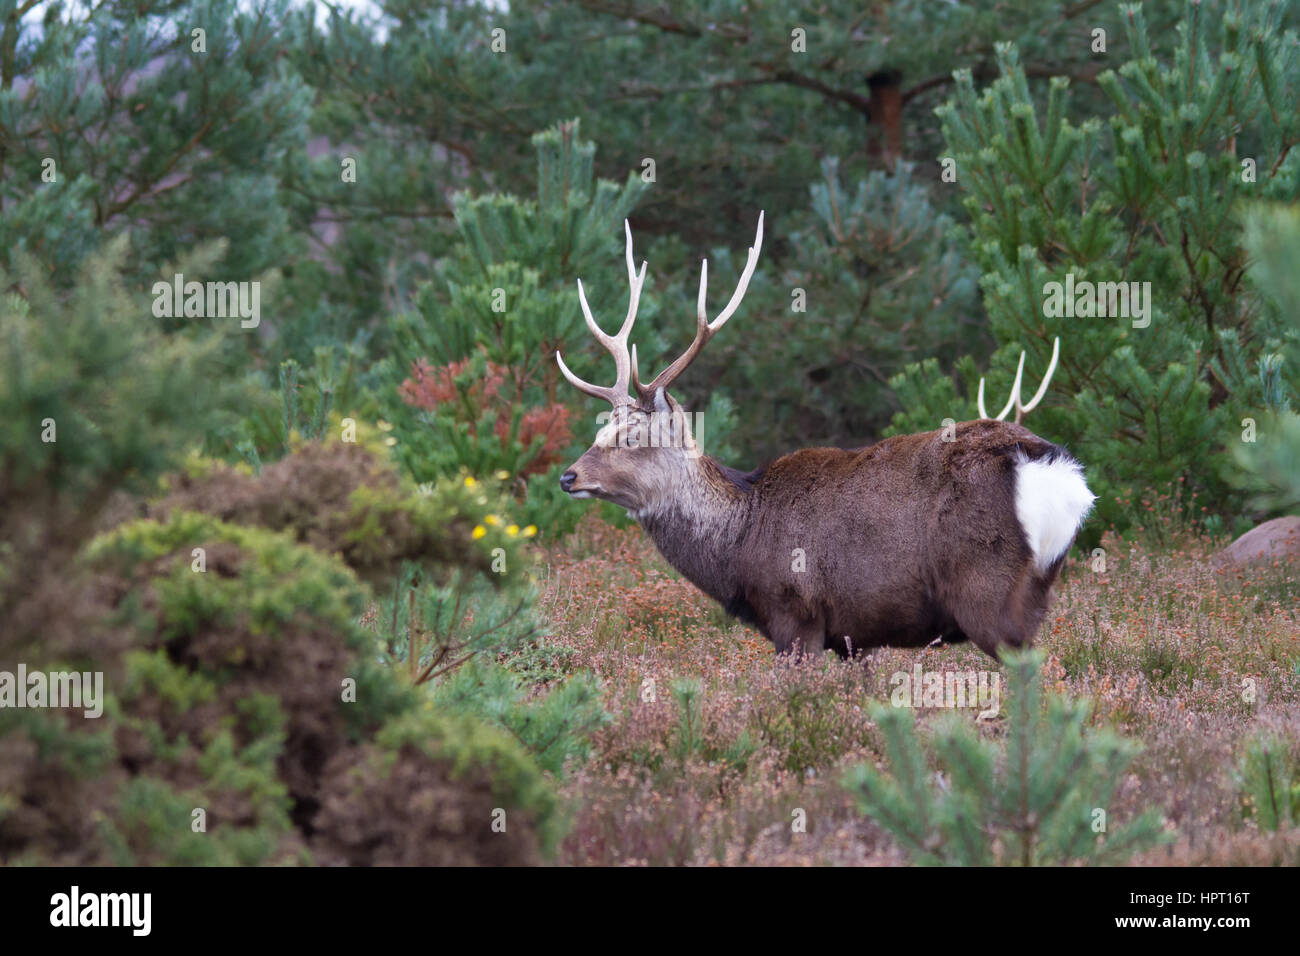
[[556, 213, 764, 514]]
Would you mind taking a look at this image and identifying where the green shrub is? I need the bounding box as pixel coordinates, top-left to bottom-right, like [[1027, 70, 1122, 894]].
[[1232, 203, 1300, 513], [0, 486, 559, 865], [149, 436, 533, 589], [373, 563, 539, 685], [1235, 733, 1300, 832], [666, 678, 757, 775], [844, 650, 1170, 865], [310, 708, 564, 864], [889, 3, 1300, 531], [0, 240, 231, 618], [430, 658, 608, 777]]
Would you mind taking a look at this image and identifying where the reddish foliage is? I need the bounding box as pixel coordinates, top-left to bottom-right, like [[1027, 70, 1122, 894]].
[[500, 403, 573, 475], [399, 357, 573, 477], [399, 357, 505, 409]]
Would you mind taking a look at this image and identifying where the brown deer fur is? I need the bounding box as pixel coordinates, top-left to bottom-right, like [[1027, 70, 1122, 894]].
[[562, 397, 1081, 660]]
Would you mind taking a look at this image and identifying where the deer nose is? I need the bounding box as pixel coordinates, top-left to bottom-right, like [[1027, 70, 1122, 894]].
[[559, 471, 577, 492]]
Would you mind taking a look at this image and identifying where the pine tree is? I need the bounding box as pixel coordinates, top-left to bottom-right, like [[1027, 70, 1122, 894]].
[[0, 239, 229, 621], [844, 650, 1170, 865], [0, 1, 310, 285], [886, 1, 1300, 531], [396, 119, 649, 401], [1235, 731, 1300, 832], [704, 157, 984, 455], [379, 119, 648, 533], [280, 0, 1199, 453], [1233, 202, 1300, 512]]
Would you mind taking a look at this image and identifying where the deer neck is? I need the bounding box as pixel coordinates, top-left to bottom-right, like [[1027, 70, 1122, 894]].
[[635, 456, 750, 603]]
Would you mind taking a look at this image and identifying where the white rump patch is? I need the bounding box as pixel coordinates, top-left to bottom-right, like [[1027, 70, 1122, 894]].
[[1013, 452, 1096, 572]]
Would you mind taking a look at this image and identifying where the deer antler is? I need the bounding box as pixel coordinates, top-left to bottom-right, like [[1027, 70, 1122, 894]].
[[632, 212, 763, 404], [556, 213, 764, 408], [555, 219, 648, 405], [977, 336, 1060, 424]]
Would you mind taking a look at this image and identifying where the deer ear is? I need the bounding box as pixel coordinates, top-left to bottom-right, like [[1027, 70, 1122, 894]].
[[652, 387, 671, 416]]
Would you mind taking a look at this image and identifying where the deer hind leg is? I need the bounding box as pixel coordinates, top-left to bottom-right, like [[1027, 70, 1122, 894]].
[[953, 569, 1054, 661], [767, 612, 827, 660]]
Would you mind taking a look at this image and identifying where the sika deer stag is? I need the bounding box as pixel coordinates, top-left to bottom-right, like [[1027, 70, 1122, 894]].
[[556, 213, 1095, 660]]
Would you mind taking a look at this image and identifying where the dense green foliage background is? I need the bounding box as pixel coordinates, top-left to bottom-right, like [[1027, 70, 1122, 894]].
[[3, 0, 1296, 528]]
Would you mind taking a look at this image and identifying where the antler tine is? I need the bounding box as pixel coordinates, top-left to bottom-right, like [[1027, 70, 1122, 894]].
[[709, 210, 763, 332], [1000, 352, 1026, 421], [977, 350, 1025, 421], [634, 211, 764, 401], [555, 348, 621, 404], [977, 337, 1060, 422], [1014, 336, 1060, 422], [555, 219, 647, 405], [625, 219, 639, 297]]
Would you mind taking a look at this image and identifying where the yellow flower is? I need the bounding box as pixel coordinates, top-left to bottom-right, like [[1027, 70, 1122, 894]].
[[506, 524, 519, 536], [494, 470, 510, 481], [383, 436, 397, 446], [471, 525, 486, 539], [377, 420, 394, 432], [464, 476, 478, 488], [523, 525, 538, 537], [484, 514, 500, 526]]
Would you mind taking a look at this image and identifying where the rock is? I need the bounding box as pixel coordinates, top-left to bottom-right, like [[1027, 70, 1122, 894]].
[[1212, 515, 1300, 568]]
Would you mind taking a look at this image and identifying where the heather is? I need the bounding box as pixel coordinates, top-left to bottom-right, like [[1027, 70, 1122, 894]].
[[529, 513, 1300, 865]]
